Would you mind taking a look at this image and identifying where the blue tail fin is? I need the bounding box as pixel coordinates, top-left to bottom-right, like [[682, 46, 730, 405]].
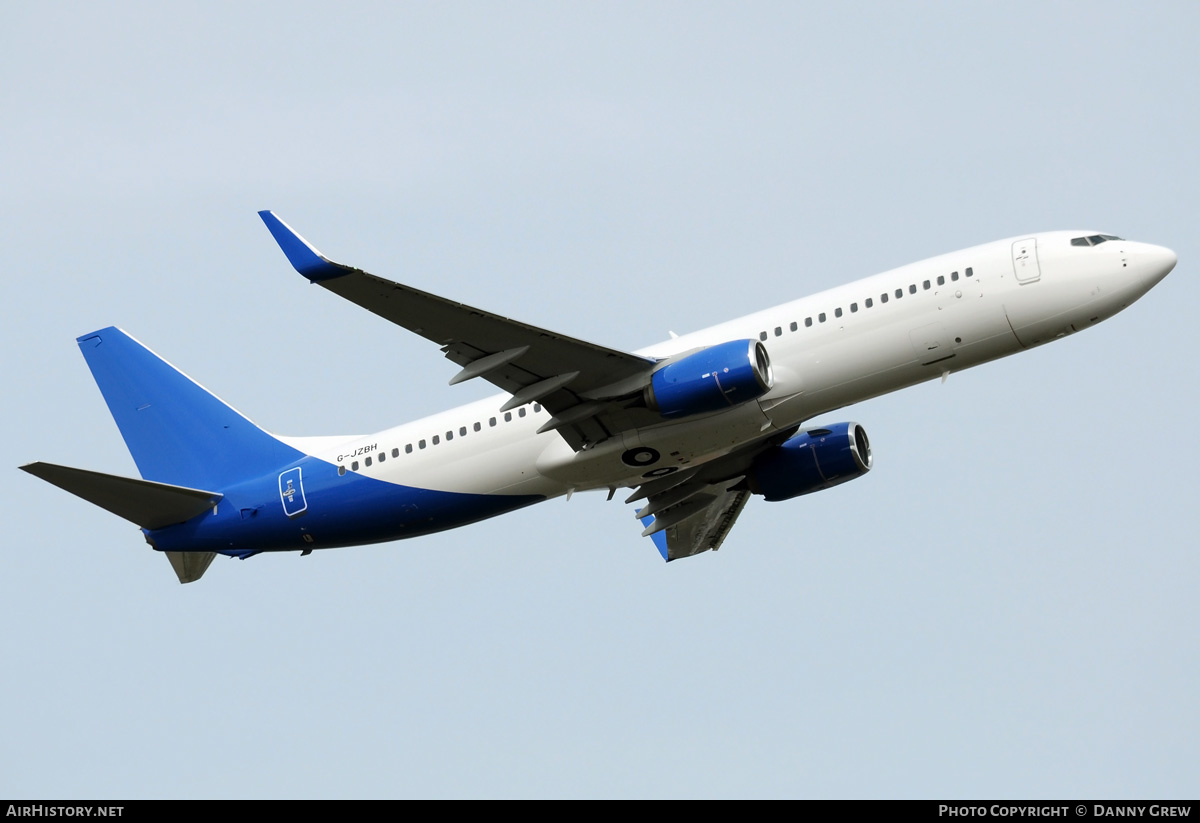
[[77, 327, 302, 489]]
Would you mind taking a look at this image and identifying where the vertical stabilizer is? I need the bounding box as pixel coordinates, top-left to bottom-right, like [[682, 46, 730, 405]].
[[76, 327, 302, 489]]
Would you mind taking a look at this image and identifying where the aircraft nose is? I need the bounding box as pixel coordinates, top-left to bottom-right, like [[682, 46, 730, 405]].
[[1138, 244, 1177, 284]]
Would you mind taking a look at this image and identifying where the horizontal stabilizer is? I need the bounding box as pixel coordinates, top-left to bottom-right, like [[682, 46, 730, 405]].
[[21, 462, 222, 531], [165, 551, 217, 584]]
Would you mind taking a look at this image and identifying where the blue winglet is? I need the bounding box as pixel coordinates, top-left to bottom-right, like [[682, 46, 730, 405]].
[[639, 515, 670, 561], [258, 210, 348, 282]]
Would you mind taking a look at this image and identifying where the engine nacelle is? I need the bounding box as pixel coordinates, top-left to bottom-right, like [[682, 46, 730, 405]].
[[747, 422, 872, 502], [645, 339, 773, 420]]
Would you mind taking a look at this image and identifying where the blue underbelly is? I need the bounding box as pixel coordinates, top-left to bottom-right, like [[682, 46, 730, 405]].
[[144, 456, 544, 554]]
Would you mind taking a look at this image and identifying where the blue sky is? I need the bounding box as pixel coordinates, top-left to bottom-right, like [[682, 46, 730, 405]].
[[2, 2, 1197, 798]]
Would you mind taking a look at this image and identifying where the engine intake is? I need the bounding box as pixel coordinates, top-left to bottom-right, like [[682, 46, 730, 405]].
[[645, 339, 773, 420], [747, 422, 872, 501]]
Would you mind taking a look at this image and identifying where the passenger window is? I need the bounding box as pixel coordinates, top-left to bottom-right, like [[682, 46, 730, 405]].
[[966, 267, 973, 277], [489, 417, 497, 427], [351, 461, 359, 471], [923, 280, 930, 290], [909, 284, 917, 294], [378, 452, 385, 463], [365, 456, 372, 467], [937, 275, 945, 286], [951, 271, 959, 281], [446, 431, 453, 441], [391, 448, 399, 458], [865, 297, 873, 308], [533, 404, 541, 412], [774, 326, 782, 337], [759, 331, 767, 341], [850, 303, 858, 313], [504, 412, 512, 422], [895, 289, 903, 299], [790, 321, 798, 331], [805, 317, 813, 327], [881, 293, 889, 303], [460, 426, 467, 436], [518, 407, 527, 417], [338, 465, 346, 476], [419, 440, 426, 449], [405, 444, 413, 454], [819, 312, 826, 323], [432, 435, 440, 445], [834, 307, 843, 318], [473, 422, 481, 432]]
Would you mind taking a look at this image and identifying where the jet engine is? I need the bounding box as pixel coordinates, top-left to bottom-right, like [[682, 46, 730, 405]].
[[747, 422, 872, 501], [645, 339, 773, 419]]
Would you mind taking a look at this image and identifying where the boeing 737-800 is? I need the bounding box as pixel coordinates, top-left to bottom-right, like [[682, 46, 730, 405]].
[[21, 214, 1177, 582]]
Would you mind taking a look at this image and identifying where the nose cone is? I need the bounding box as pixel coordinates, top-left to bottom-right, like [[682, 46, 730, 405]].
[[1139, 244, 1178, 285]]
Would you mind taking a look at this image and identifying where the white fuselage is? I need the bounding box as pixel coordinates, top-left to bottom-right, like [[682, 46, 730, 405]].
[[281, 232, 1175, 500]]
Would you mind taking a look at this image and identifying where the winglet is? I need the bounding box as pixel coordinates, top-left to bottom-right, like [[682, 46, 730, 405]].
[[639, 515, 670, 561], [258, 210, 350, 282]]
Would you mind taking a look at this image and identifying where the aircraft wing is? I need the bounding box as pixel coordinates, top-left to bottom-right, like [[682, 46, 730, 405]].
[[639, 484, 751, 561], [260, 211, 660, 449], [626, 429, 795, 560]]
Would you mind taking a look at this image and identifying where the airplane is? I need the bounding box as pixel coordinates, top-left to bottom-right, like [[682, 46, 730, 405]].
[[20, 214, 1177, 583]]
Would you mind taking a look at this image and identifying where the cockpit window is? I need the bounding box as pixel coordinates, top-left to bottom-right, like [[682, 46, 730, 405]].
[[1071, 234, 1126, 247]]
